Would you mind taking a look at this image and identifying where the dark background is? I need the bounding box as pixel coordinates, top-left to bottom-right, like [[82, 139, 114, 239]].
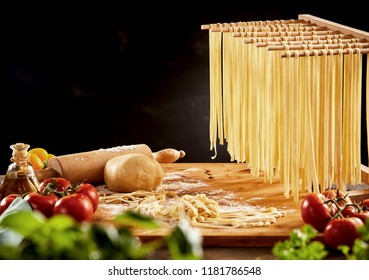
[[1, 2, 369, 172]]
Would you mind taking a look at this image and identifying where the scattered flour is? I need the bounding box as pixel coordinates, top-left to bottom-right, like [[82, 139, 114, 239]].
[[98, 144, 141, 153], [96, 167, 288, 226]]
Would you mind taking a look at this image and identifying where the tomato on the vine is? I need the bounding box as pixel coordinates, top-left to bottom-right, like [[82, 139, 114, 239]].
[[24, 192, 59, 217], [53, 193, 94, 223], [0, 194, 20, 215], [359, 198, 369, 209], [323, 217, 363, 249], [300, 193, 337, 232], [76, 183, 99, 213], [39, 177, 71, 194], [337, 197, 369, 223], [322, 189, 352, 206], [341, 205, 356, 217], [301, 189, 368, 251], [346, 211, 369, 224]]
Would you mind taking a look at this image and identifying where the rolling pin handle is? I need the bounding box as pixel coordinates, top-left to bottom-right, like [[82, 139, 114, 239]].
[[152, 148, 186, 163]]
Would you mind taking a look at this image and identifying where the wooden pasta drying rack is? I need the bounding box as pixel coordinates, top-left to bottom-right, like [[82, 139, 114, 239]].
[[201, 14, 369, 194], [202, 14, 369, 44]]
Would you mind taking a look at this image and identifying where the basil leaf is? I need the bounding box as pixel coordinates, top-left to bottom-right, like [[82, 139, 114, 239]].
[[0, 197, 32, 246]]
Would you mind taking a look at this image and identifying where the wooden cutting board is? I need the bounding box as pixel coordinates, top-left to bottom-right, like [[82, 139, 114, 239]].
[[93, 162, 322, 247]]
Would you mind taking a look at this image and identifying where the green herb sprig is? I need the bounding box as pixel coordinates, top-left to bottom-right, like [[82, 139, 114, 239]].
[[0, 199, 203, 260], [272, 224, 328, 260]]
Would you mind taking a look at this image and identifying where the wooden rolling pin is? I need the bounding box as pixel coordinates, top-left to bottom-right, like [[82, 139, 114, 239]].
[[36, 144, 185, 184]]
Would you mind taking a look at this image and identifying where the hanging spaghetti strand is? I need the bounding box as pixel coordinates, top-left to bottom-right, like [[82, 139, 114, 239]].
[[209, 29, 223, 159]]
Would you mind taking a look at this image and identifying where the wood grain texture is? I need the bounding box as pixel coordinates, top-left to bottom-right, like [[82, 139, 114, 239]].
[[298, 14, 369, 41], [94, 162, 315, 247]]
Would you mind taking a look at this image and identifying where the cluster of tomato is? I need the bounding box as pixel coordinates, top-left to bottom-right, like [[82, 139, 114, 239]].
[[301, 189, 369, 249], [0, 177, 99, 223]]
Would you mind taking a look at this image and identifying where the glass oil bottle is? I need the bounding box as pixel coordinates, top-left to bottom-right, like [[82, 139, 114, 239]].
[[0, 143, 39, 199]]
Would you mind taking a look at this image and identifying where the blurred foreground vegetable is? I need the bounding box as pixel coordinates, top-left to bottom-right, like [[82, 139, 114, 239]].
[[0, 198, 203, 260], [272, 224, 328, 260], [272, 221, 369, 260]]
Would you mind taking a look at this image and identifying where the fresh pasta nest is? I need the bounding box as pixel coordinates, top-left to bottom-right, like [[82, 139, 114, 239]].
[[104, 153, 164, 192]]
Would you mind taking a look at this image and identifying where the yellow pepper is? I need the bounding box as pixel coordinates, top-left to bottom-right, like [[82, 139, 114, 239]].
[[28, 147, 54, 170]]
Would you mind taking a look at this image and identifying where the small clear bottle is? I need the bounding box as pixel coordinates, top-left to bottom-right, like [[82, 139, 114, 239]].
[[0, 143, 39, 199]]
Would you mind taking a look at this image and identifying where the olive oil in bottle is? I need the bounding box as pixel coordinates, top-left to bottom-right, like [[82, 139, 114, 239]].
[[0, 143, 39, 199]]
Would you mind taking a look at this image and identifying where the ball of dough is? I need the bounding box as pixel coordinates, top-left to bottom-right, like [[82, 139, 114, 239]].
[[104, 153, 164, 192]]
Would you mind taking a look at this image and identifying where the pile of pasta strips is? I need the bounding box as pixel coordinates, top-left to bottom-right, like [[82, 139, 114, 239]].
[[100, 189, 286, 228]]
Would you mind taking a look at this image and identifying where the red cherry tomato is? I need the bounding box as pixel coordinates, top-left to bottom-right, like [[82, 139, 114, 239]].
[[341, 205, 356, 217], [322, 189, 352, 205], [340, 197, 369, 223], [323, 217, 363, 249], [39, 177, 71, 194], [347, 211, 369, 224], [24, 192, 59, 217], [322, 189, 350, 200], [76, 183, 99, 213], [0, 194, 21, 215], [358, 198, 369, 209], [53, 193, 94, 223], [300, 193, 337, 232]]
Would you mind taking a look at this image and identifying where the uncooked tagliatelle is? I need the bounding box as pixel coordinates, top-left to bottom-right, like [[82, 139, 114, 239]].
[[207, 24, 365, 202], [99, 189, 286, 228]]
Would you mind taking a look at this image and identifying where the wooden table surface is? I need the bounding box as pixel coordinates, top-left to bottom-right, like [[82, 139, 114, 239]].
[[94, 162, 317, 247]]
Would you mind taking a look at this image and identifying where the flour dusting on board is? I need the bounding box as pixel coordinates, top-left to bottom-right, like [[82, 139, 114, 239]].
[[97, 145, 140, 153], [95, 167, 287, 227], [97, 167, 264, 215]]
